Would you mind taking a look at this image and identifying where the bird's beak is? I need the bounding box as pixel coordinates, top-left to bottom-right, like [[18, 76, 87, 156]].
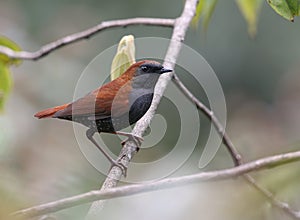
[[160, 67, 173, 74]]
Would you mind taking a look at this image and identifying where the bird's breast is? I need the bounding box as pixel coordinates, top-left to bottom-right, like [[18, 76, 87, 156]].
[[128, 91, 154, 124]]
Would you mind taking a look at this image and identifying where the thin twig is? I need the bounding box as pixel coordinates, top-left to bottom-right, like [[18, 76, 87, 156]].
[[243, 174, 299, 219], [0, 18, 175, 60], [172, 73, 242, 166], [171, 74, 300, 218], [85, 0, 199, 218], [12, 150, 300, 219], [2, 0, 297, 218]]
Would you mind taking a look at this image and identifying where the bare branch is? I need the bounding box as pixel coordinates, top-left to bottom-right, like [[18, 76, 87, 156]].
[[0, 18, 174, 60], [85, 0, 199, 218], [12, 150, 300, 219], [172, 73, 242, 166], [2, 0, 297, 219], [171, 74, 300, 218], [85, 142, 138, 219], [243, 173, 300, 219]]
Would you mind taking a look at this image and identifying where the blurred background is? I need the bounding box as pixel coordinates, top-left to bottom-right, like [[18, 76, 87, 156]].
[[1, 0, 300, 219]]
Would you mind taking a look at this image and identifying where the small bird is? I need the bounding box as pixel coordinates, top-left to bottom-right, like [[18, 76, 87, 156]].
[[35, 60, 172, 172]]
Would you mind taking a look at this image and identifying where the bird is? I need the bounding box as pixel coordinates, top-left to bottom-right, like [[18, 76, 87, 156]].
[[34, 60, 172, 173]]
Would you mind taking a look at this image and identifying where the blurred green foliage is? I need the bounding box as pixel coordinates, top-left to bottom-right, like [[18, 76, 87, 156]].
[[1, 0, 300, 220], [192, 0, 299, 36], [192, 0, 219, 31], [0, 36, 22, 65], [0, 36, 21, 112], [236, 0, 263, 37], [0, 62, 11, 112]]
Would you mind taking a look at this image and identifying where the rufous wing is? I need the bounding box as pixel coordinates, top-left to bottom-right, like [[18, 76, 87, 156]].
[[52, 78, 132, 120], [35, 60, 144, 120]]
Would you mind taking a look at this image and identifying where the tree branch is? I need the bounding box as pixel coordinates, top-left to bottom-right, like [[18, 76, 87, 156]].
[[85, 142, 137, 219], [171, 74, 300, 218], [172, 73, 242, 166], [12, 150, 300, 219], [0, 18, 174, 60], [85, 0, 199, 218], [2, 0, 298, 219]]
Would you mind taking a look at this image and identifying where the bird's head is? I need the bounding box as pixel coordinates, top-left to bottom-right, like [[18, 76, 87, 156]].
[[136, 60, 173, 76], [130, 60, 173, 89]]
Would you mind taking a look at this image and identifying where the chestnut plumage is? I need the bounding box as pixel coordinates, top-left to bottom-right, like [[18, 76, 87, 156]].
[[35, 60, 172, 172]]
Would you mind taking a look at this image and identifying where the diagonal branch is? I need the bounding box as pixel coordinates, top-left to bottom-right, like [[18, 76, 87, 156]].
[[85, 0, 199, 218], [0, 18, 175, 60], [2, 0, 297, 219], [172, 73, 242, 166], [12, 150, 300, 219], [171, 74, 300, 219]]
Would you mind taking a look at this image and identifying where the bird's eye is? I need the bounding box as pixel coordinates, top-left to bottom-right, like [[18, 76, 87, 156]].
[[141, 66, 149, 72]]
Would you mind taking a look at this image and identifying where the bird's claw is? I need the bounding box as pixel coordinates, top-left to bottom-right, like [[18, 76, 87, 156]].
[[121, 134, 143, 146]]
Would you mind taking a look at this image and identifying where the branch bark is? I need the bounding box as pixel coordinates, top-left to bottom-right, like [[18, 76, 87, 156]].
[[172, 73, 242, 166], [12, 150, 300, 219], [0, 18, 174, 60], [85, 0, 199, 218], [171, 74, 300, 218], [2, 0, 298, 219]]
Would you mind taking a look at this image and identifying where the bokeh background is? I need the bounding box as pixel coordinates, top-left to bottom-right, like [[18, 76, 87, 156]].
[[1, 0, 300, 220]]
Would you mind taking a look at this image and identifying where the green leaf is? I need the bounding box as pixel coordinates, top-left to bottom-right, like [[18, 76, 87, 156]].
[[202, 0, 218, 31], [110, 35, 136, 81], [267, 0, 300, 21], [191, 0, 205, 28], [0, 62, 13, 112], [0, 36, 22, 65], [0, 36, 20, 112], [191, 0, 218, 31], [236, 0, 263, 37]]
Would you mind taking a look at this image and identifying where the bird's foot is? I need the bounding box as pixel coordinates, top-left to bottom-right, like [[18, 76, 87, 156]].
[[116, 131, 144, 146], [86, 129, 127, 177]]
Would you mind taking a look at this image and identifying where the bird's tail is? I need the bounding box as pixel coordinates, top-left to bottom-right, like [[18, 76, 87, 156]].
[[34, 104, 69, 119]]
